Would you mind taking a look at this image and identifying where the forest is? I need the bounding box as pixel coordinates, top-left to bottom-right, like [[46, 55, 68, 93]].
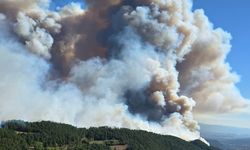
[[0, 120, 220, 150]]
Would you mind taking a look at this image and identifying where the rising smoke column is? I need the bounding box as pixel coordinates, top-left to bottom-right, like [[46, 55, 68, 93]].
[[0, 0, 249, 141]]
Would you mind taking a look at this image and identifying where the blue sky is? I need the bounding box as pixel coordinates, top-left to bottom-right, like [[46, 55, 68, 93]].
[[49, 0, 84, 9], [51, 0, 249, 99], [193, 0, 250, 99]]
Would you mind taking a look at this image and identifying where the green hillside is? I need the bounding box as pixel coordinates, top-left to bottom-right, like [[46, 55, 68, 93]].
[[0, 120, 220, 150]]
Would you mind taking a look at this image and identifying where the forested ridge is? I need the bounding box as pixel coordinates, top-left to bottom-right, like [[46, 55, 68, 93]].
[[0, 120, 220, 150]]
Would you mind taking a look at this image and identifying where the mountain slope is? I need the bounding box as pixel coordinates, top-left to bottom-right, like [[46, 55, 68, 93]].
[[0, 120, 220, 150], [200, 123, 250, 140], [200, 123, 250, 150]]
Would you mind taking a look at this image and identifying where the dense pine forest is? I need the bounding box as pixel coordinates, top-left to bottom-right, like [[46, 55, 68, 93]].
[[0, 120, 220, 150]]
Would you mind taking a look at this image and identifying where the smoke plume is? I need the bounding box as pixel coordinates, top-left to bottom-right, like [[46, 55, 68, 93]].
[[0, 0, 249, 141]]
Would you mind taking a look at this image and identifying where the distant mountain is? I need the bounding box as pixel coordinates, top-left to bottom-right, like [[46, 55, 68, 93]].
[[200, 123, 250, 150], [0, 120, 220, 150], [200, 123, 250, 139], [206, 138, 250, 150]]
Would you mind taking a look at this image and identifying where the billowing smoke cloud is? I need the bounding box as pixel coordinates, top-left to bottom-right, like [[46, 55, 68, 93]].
[[0, 0, 249, 141]]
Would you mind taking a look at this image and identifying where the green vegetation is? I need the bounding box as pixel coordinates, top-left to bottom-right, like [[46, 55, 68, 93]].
[[0, 120, 220, 150]]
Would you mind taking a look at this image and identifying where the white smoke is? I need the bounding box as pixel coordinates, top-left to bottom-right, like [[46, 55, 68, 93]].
[[14, 12, 54, 59], [0, 0, 249, 142]]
